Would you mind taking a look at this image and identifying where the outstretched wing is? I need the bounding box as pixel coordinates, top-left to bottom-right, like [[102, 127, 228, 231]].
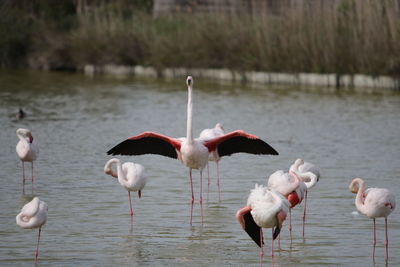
[[107, 132, 181, 159], [204, 130, 278, 157]]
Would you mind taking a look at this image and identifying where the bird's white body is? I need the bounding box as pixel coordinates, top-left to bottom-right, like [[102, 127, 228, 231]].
[[180, 138, 209, 170], [247, 184, 290, 228], [16, 197, 48, 229], [104, 158, 146, 193], [199, 123, 225, 161], [16, 128, 38, 162], [267, 171, 298, 197]]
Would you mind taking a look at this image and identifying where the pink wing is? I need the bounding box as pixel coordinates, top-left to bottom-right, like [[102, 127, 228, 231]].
[[107, 131, 181, 159], [203, 130, 278, 157]]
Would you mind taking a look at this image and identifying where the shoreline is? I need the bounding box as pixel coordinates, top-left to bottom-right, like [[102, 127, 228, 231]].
[[83, 64, 400, 93]]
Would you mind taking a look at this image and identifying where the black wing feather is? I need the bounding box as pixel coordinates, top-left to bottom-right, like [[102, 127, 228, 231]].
[[243, 211, 264, 247], [107, 137, 178, 159], [217, 136, 278, 157]]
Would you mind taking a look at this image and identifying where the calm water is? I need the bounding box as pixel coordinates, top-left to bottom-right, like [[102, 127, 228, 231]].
[[0, 70, 399, 266]]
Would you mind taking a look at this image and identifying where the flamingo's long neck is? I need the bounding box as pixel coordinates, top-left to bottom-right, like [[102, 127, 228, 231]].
[[297, 171, 318, 189], [114, 160, 129, 186], [16, 130, 29, 144], [352, 178, 366, 212], [186, 84, 193, 144]]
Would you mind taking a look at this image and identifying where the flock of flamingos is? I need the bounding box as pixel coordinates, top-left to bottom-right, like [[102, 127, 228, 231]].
[[15, 76, 396, 265]]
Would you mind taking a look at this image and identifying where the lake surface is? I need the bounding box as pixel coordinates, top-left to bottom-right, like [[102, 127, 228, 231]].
[[0, 70, 399, 266]]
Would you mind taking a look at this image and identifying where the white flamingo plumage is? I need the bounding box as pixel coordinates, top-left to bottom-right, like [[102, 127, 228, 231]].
[[349, 178, 396, 260], [16, 197, 48, 262], [104, 158, 147, 217], [16, 128, 39, 188], [199, 122, 225, 201], [107, 76, 278, 224], [236, 184, 290, 266]]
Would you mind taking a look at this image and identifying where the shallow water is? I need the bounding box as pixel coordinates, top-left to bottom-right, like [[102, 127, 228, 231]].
[[0, 70, 399, 266]]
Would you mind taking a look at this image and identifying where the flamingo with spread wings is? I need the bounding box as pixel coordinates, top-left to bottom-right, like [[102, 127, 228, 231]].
[[107, 76, 279, 224]]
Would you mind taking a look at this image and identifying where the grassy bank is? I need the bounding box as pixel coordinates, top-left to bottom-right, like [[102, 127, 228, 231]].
[[1, 0, 400, 77]]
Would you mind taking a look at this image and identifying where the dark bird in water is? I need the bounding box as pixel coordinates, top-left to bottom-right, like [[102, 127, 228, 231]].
[[16, 108, 26, 120]]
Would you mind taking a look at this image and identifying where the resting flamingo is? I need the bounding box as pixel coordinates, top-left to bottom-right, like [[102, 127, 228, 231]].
[[199, 122, 225, 201], [349, 178, 396, 260], [236, 184, 290, 266], [295, 160, 320, 238], [16, 128, 39, 187], [107, 76, 279, 224], [104, 158, 147, 217], [16, 197, 48, 262]]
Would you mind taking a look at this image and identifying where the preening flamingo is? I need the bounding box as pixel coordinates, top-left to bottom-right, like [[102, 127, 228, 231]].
[[349, 178, 396, 260], [16, 197, 48, 262], [16, 128, 39, 187], [107, 76, 279, 224], [104, 158, 147, 217], [290, 159, 321, 238], [236, 184, 290, 266], [199, 123, 225, 201]]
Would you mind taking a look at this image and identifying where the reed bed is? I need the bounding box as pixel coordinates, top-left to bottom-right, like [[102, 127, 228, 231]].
[[1, 0, 399, 77]]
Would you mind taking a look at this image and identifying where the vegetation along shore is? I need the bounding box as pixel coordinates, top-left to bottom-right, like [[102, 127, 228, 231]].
[[1, 0, 399, 90]]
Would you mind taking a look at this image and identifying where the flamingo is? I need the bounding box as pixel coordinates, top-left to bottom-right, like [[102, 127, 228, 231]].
[[107, 76, 279, 224], [104, 158, 147, 217], [349, 178, 396, 260], [16, 128, 39, 187], [295, 160, 320, 238], [16, 197, 48, 262], [236, 184, 290, 266], [199, 122, 225, 201]]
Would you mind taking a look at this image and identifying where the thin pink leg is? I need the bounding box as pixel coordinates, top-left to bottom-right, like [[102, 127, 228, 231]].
[[372, 218, 376, 260], [35, 227, 41, 262], [22, 161, 26, 186], [128, 191, 133, 216], [260, 228, 263, 267], [271, 228, 274, 258], [206, 163, 210, 202], [200, 170, 204, 225], [289, 208, 292, 243], [302, 190, 308, 239], [385, 217, 389, 260], [216, 160, 221, 202], [189, 169, 194, 225]]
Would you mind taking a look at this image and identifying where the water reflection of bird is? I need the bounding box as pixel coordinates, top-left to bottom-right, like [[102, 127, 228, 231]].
[[16, 128, 39, 188], [199, 122, 225, 201], [107, 76, 279, 225], [104, 158, 147, 217], [16, 197, 48, 262], [16, 108, 26, 120], [236, 184, 290, 265], [349, 178, 396, 260]]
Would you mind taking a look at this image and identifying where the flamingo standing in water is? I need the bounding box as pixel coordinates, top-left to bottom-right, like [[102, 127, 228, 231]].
[[349, 178, 396, 260], [199, 123, 225, 201], [104, 158, 147, 217], [107, 76, 279, 224], [16, 128, 39, 188], [295, 160, 320, 238], [236, 184, 290, 266], [16, 197, 48, 262]]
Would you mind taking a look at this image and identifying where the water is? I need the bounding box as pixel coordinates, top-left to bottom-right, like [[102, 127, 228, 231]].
[[0, 70, 399, 266]]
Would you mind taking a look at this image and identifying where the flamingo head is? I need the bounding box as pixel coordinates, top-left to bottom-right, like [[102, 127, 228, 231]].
[[349, 180, 360, 194], [186, 76, 193, 87], [27, 133, 34, 143], [287, 191, 300, 208]]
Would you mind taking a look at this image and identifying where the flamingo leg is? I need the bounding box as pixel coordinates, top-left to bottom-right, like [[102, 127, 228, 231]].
[[206, 163, 210, 203], [302, 190, 308, 239], [128, 191, 133, 216], [385, 217, 389, 260], [278, 231, 281, 250], [189, 169, 194, 225], [216, 160, 221, 202], [260, 227, 263, 267], [289, 208, 292, 243], [372, 218, 376, 260], [22, 161, 25, 186], [31, 162, 34, 184], [200, 170, 204, 225], [271, 228, 274, 258], [35, 227, 41, 262]]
